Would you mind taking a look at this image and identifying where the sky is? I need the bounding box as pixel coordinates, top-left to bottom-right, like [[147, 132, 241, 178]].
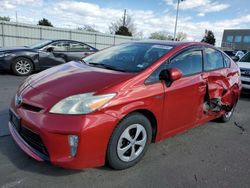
[[1, 0, 250, 46]]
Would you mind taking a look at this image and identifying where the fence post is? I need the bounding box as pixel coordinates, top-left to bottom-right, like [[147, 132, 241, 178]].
[[69, 30, 72, 40], [1, 22, 5, 47], [113, 35, 116, 45], [94, 33, 97, 48], [40, 27, 42, 40]]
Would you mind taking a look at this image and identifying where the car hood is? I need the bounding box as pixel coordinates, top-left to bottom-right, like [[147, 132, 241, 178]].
[[27, 61, 135, 98], [238, 61, 250, 69], [0, 46, 34, 53]]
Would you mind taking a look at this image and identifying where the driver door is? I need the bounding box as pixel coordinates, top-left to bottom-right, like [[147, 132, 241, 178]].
[[162, 48, 206, 136], [38, 41, 69, 69]]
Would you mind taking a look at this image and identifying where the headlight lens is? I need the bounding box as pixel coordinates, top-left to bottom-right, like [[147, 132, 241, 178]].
[[49, 92, 116, 114], [0, 52, 13, 58], [0, 52, 5, 58]]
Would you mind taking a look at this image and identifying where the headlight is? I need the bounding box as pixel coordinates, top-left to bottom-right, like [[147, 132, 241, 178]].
[[0, 52, 14, 58], [49, 92, 116, 114], [0, 52, 5, 58]]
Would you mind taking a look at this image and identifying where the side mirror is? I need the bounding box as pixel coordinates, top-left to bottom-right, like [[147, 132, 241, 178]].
[[159, 68, 182, 87], [46, 47, 54, 53], [231, 56, 239, 62]]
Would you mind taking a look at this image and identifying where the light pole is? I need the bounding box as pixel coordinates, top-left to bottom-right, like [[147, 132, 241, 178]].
[[173, 0, 183, 40]]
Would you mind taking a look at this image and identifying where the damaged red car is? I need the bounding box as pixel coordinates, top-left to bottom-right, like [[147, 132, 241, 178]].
[[9, 41, 241, 170]]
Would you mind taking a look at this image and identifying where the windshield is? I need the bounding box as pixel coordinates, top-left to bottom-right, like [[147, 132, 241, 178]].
[[28, 40, 52, 49], [82, 43, 173, 72], [240, 52, 250, 63]]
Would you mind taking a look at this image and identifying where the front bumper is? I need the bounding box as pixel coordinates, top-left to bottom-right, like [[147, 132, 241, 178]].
[[0, 59, 10, 71], [9, 122, 45, 162], [9, 106, 119, 169]]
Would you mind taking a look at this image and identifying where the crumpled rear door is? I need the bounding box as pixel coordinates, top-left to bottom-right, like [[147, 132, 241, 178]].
[[202, 69, 238, 114]]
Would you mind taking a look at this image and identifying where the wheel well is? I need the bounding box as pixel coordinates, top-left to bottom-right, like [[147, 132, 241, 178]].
[[129, 109, 158, 143], [10, 56, 35, 71]]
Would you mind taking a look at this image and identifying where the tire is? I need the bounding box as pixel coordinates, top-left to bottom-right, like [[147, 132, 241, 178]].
[[12, 57, 33, 76], [107, 113, 152, 170], [217, 105, 235, 122]]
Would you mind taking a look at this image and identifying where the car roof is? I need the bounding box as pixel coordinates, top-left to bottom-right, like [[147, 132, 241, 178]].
[[50, 39, 84, 43], [127, 40, 209, 47], [49, 39, 97, 50]]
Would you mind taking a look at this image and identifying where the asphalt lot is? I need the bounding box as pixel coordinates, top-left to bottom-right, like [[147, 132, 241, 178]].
[[0, 72, 250, 188]]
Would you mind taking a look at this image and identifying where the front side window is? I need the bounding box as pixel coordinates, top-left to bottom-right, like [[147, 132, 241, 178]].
[[240, 52, 250, 63], [204, 48, 224, 71], [145, 63, 166, 84], [226, 36, 233, 42], [29, 40, 52, 49], [223, 54, 231, 67], [69, 42, 94, 52], [83, 43, 173, 72], [49, 41, 69, 52], [167, 50, 203, 76]]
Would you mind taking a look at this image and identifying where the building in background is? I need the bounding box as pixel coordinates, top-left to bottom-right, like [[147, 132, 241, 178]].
[[221, 29, 250, 52]]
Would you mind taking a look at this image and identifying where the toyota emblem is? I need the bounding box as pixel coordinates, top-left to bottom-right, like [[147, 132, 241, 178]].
[[15, 95, 23, 107]]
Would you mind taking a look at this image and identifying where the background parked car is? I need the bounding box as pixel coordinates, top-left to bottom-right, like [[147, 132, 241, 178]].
[[0, 39, 98, 76], [238, 52, 250, 89], [235, 50, 245, 59], [224, 50, 246, 62]]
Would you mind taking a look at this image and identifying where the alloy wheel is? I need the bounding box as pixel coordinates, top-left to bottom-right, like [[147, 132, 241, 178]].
[[15, 59, 31, 75], [117, 124, 147, 162]]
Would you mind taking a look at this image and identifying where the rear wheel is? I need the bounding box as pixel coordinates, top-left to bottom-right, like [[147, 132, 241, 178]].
[[12, 57, 33, 76], [217, 106, 235, 122], [107, 113, 152, 170]]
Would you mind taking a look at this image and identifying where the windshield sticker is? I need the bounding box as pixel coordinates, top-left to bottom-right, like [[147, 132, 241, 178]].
[[137, 64, 144, 68]]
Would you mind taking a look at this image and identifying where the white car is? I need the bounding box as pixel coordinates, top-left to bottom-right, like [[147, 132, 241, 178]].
[[238, 52, 250, 89]]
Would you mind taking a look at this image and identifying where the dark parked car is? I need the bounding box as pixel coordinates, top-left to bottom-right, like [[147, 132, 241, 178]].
[[0, 40, 98, 76]]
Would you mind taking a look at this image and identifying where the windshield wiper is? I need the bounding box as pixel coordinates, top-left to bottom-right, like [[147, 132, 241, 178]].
[[88, 62, 127, 72]]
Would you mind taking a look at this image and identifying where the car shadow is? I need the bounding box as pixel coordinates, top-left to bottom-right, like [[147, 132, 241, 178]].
[[240, 91, 250, 102], [0, 70, 10, 75]]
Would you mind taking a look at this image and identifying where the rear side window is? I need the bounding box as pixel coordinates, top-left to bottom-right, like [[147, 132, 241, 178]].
[[204, 48, 224, 71], [50, 41, 69, 52], [69, 42, 94, 52], [167, 50, 203, 76], [223, 54, 231, 67]]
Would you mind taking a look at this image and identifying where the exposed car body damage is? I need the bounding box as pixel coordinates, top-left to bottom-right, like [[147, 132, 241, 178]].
[[203, 72, 240, 115]]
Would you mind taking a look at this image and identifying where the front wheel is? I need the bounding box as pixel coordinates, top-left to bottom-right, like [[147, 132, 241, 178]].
[[12, 57, 33, 76], [107, 113, 152, 170]]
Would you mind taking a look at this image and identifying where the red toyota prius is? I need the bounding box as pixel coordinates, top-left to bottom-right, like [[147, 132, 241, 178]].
[[9, 41, 241, 170]]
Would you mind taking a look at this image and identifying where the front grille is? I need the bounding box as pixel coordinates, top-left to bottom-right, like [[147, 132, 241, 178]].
[[240, 68, 250, 77], [21, 103, 42, 112], [19, 126, 49, 160], [242, 81, 250, 85]]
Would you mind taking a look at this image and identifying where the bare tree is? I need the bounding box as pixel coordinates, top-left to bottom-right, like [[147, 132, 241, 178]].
[[176, 32, 187, 41], [77, 25, 99, 32]]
